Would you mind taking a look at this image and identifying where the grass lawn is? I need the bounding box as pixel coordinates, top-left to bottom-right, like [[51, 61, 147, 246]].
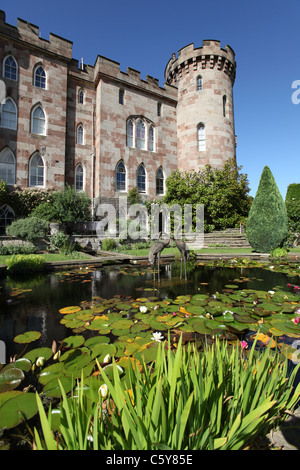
[[0, 251, 92, 266], [114, 246, 300, 257]]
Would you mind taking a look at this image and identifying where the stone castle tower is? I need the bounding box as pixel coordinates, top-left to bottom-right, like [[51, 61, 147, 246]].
[[165, 40, 237, 172]]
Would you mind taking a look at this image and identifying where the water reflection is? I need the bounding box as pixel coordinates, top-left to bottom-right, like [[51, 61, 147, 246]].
[[0, 262, 297, 360]]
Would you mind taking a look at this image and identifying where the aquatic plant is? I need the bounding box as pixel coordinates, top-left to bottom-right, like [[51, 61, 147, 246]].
[[33, 336, 300, 450]]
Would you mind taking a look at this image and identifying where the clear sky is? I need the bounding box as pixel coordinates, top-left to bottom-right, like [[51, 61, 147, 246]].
[[1, 0, 299, 199]]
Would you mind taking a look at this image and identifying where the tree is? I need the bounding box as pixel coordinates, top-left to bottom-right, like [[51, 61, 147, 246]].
[[285, 183, 300, 246], [31, 186, 91, 224], [246, 166, 288, 253], [163, 159, 252, 232]]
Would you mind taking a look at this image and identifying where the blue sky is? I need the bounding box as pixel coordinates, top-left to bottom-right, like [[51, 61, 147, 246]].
[[1, 0, 299, 199]]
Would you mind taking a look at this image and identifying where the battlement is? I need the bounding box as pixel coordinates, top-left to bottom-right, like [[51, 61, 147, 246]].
[[0, 10, 73, 60], [94, 54, 177, 101], [165, 40, 236, 84]]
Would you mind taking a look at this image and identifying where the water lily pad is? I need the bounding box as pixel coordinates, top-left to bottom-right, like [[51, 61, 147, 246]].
[[62, 336, 85, 348], [24, 348, 53, 363], [84, 336, 110, 348], [0, 367, 25, 392], [0, 392, 38, 429], [42, 377, 75, 398], [59, 306, 81, 314], [90, 343, 117, 360], [39, 363, 64, 385], [4, 358, 32, 372], [192, 320, 212, 335], [14, 331, 41, 344]]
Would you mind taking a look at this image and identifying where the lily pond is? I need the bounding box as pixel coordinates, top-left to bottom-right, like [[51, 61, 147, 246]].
[[1, 257, 300, 445]]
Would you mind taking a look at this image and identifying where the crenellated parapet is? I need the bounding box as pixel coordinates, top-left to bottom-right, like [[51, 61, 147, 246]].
[[0, 9, 73, 60], [94, 54, 177, 102], [165, 40, 236, 86]]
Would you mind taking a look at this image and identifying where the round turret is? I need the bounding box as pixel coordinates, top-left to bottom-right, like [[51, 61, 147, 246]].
[[165, 40, 237, 171]]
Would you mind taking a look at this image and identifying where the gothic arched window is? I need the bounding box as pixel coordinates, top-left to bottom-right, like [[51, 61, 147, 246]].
[[34, 65, 46, 88], [137, 164, 146, 193], [75, 164, 84, 191], [116, 161, 126, 191], [0, 148, 16, 185], [29, 153, 44, 187]]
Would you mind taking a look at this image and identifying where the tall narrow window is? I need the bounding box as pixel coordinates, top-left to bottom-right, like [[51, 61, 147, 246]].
[[3, 56, 17, 81], [197, 124, 206, 151], [1, 98, 17, 130], [223, 95, 227, 117], [29, 153, 44, 187], [75, 164, 84, 191], [196, 75, 203, 91], [156, 168, 164, 195], [119, 89, 124, 105], [126, 119, 134, 147], [78, 89, 84, 104], [0, 148, 16, 185], [77, 124, 84, 144], [0, 205, 15, 235], [137, 164, 146, 193], [32, 105, 46, 135], [34, 66, 46, 88], [116, 161, 126, 191], [136, 120, 146, 150], [148, 126, 154, 151], [157, 102, 162, 116]]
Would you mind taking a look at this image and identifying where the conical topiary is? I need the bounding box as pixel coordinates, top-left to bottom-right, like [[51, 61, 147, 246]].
[[246, 166, 288, 253]]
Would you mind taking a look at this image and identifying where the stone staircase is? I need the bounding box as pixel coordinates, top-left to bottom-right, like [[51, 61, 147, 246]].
[[203, 228, 251, 249]]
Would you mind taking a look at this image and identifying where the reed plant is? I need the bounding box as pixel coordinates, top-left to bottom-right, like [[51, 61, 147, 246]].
[[34, 336, 300, 450]]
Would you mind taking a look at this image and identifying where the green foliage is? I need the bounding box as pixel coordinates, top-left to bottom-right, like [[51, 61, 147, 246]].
[[270, 247, 288, 259], [49, 231, 70, 251], [0, 180, 8, 206], [163, 159, 252, 232], [7, 189, 55, 218], [6, 254, 45, 273], [31, 186, 91, 224], [285, 184, 300, 246], [0, 241, 37, 255], [128, 187, 141, 206], [246, 166, 288, 253], [101, 238, 116, 251], [33, 337, 300, 450], [6, 217, 49, 242], [286, 183, 300, 202]]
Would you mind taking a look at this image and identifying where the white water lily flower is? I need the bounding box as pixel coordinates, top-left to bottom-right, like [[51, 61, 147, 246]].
[[223, 310, 233, 316], [103, 354, 110, 364], [99, 384, 108, 399], [268, 290, 275, 295], [139, 306, 148, 313], [151, 331, 164, 342], [36, 357, 45, 367]]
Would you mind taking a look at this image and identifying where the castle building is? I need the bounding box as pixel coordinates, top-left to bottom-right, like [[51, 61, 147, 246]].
[[0, 10, 236, 229]]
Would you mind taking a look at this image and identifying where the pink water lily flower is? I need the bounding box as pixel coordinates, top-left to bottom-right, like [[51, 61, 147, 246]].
[[240, 340, 248, 349], [292, 317, 300, 325]]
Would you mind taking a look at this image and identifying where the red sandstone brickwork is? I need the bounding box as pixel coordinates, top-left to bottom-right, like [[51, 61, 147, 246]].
[[0, 12, 237, 211]]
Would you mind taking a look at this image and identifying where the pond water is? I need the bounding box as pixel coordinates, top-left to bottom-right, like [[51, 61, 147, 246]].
[[0, 260, 299, 360]]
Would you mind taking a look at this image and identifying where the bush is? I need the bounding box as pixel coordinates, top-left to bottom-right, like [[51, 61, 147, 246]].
[[31, 186, 91, 224], [285, 184, 300, 246], [49, 232, 70, 251], [6, 217, 50, 242], [0, 242, 37, 255], [6, 254, 45, 273], [101, 238, 116, 251], [164, 159, 252, 232], [246, 166, 288, 252], [6, 217, 49, 242]]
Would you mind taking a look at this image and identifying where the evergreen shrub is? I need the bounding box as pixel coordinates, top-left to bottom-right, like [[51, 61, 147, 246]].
[[246, 166, 288, 253], [6, 217, 50, 242]]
